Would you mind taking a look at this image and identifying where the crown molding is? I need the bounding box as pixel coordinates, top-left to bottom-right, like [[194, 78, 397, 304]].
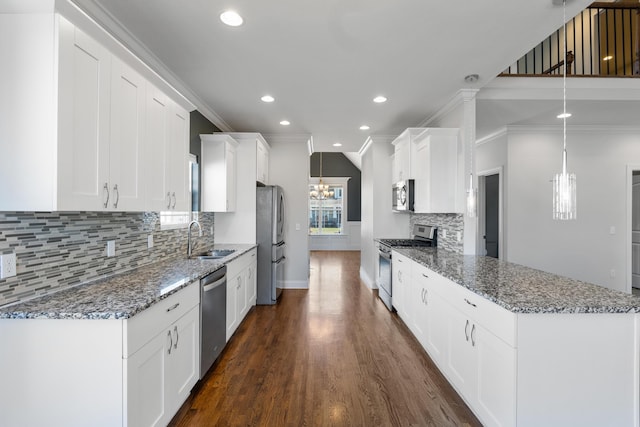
[[419, 89, 479, 127]]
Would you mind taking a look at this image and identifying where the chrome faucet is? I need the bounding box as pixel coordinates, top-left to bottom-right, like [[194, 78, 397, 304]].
[[187, 220, 202, 258]]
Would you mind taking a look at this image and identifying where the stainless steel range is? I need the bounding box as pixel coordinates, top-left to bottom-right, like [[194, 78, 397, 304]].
[[376, 224, 437, 311]]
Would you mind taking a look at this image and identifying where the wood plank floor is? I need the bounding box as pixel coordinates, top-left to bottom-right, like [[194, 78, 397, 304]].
[[170, 251, 481, 427]]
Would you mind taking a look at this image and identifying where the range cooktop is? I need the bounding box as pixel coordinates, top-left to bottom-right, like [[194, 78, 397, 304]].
[[378, 224, 438, 248], [378, 238, 435, 248]]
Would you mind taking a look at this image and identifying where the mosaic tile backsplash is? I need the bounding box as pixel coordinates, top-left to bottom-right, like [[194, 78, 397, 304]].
[[410, 213, 463, 254], [0, 211, 215, 306]]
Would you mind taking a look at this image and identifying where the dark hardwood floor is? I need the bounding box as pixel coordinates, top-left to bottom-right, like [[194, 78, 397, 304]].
[[170, 251, 481, 427]]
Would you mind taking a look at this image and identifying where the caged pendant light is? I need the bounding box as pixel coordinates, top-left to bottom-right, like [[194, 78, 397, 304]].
[[552, 0, 577, 220]]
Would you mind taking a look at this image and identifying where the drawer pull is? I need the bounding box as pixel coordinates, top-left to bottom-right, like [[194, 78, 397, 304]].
[[166, 303, 180, 312], [422, 273, 429, 278], [465, 319, 470, 342], [464, 298, 477, 308]]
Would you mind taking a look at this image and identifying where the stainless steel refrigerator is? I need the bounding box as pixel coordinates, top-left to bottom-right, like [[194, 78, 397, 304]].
[[256, 185, 285, 304]]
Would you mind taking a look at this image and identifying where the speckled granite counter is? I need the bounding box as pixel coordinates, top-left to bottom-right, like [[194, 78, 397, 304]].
[[393, 247, 640, 314], [0, 244, 256, 320]]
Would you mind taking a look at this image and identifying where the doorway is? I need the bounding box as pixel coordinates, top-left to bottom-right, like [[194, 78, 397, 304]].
[[477, 168, 503, 259]]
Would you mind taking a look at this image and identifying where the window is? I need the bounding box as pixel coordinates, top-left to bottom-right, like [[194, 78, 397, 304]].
[[309, 177, 349, 235]]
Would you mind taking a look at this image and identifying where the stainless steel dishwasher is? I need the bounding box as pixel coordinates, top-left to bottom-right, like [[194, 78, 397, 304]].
[[200, 266, 227, 379]]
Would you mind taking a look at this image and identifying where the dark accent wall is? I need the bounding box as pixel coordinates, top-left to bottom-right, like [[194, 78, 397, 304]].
[[310, 152, 361, 221]]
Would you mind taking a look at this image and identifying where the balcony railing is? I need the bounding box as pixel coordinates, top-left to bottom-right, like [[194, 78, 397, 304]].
[[501, 2, 640, 77]]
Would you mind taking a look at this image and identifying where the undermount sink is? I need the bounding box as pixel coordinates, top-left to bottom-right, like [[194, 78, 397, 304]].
[[193, 249, 235, 260]]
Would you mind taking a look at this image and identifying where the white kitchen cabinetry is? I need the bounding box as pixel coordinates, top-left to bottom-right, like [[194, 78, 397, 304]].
[[201, 134, 239, 212], [225, 248, 258, 341], [0, 282, 199, 427], [412, 128, 460, 213], [390, 128, 424, 183], [0, 12, 191, 212], [256, 137, 270, 185]]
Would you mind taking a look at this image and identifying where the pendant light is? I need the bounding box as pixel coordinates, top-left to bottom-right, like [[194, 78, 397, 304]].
[[552, 0, 577, 220], [310, 153, 334, 200]]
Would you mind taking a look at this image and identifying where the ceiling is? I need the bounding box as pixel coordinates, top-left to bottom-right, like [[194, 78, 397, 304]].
[[73, 0, 593, 153]]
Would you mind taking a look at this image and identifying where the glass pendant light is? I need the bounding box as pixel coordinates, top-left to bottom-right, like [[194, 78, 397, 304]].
[[552, 0, 577, 220], [466, 121, 477, 218]]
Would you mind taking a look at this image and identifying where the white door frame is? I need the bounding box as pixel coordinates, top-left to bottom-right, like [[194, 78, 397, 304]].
[[626, 165, 640, 294], [477, 166, 504, 259]]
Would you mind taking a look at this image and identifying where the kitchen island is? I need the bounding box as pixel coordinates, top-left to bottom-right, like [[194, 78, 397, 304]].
[[390, 246, 640, 427], [0, 243, 256, 427]]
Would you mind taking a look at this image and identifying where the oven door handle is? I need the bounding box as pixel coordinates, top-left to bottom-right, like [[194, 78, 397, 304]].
[[379, 250, 392, 260]]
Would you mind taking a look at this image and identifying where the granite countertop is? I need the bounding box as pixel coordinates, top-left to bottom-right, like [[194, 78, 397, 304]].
[[393, 247, 640, 314], [0, 244, 256, 320]]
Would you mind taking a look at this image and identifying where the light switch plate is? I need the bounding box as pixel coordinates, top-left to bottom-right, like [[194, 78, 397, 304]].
[[107, 240, 116, 257], [0, 253, 17, 279]]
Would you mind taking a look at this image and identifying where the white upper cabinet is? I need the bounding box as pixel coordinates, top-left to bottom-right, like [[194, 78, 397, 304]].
[[412, 128, 460, 213], [56, 16, 112, 211], [0, 12, 191, 212], [256, 137, 270, 185], [390, 128, 424, 183], [200, 134, 238, 212]]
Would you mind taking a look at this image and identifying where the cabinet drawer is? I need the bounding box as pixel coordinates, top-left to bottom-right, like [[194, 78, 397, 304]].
[[416, 264, 516, 347], [124, 281, 199, 357], [226, 248, 257, 278]]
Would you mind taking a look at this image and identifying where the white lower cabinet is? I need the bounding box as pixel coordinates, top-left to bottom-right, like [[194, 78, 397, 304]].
[[226, 248, 258, 341], [391, 252, 411, 324]]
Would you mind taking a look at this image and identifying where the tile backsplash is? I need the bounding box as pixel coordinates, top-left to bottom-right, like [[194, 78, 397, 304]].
[[410, 213, 463, 253], [0, 211, 214, 307]]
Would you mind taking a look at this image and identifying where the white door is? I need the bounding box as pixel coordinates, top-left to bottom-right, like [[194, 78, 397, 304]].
[[165, 307, 199, 420], [57, 18, 111, 211], [145, 85, 171, 211], [110, 57, 146, 211], [126, 331, 167, 427]]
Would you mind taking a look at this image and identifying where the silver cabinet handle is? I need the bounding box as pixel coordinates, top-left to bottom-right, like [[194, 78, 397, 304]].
[[465, 319, 470, 342], [237, 276, 241, 289], [103, 183, 110, 208], [166, 192, 172, 209], [171, 192, 177, 209], [422, 273, 429, 278], [167, 330, 173, 355], [423, 288, 428, 305], [471, 324, 476, 347], [173, 325, 179, 349], [464, 298, 477, 308], [112, 184, 120, 209], [166, 302, 180, 312]]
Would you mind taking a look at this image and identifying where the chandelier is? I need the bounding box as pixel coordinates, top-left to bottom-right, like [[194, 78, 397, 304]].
[[310, 152, 334, 199]]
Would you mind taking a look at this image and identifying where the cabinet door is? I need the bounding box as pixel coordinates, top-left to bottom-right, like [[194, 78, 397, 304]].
[[246, 255, 257, 306], [57, 18, 111, 211], [474, 325, 516, 427], [165, 306, 199, 422], [225, 143, 237, 211], [226, 274, 238, 342], [445, 303, 475, 399], [391, 255, 409, 323], [126, 330, 168, 427], [110, 57, 146, 211], [145, 85, 171, 211], [167, 104, 189, 211], [396, 139, 411, 181], [413, 141, 431, 213], [256, 140, 267, 184], [236, 273, 248, 325], [424, 289, 448, 366]]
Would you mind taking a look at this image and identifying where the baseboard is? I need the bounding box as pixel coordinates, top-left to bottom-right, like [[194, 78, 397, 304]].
[[360, 267, 376, 289], [282, 280, 309, 289]]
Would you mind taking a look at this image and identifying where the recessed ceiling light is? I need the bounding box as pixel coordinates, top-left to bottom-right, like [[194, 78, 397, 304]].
[[557, 112, 572, 119], [220, 10, 243, 27], [373, 95, 387, 103], [333, 142, 342, 147], [280, 120, 290, 126], [261, 95, 275, 103], [359, 125, 370, 130], [603, 55, 613, 61]]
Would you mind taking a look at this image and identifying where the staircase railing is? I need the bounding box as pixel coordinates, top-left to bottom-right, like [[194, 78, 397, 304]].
[[501, 1, 640, 77]]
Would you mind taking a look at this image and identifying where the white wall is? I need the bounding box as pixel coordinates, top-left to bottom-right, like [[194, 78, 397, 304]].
[[488, 126, 640, 293], [360, 136, 409, 289], [267, 136, 310, 289]]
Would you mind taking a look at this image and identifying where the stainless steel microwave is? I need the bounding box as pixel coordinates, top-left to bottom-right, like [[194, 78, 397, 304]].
[[392, 179, 415, 212]]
